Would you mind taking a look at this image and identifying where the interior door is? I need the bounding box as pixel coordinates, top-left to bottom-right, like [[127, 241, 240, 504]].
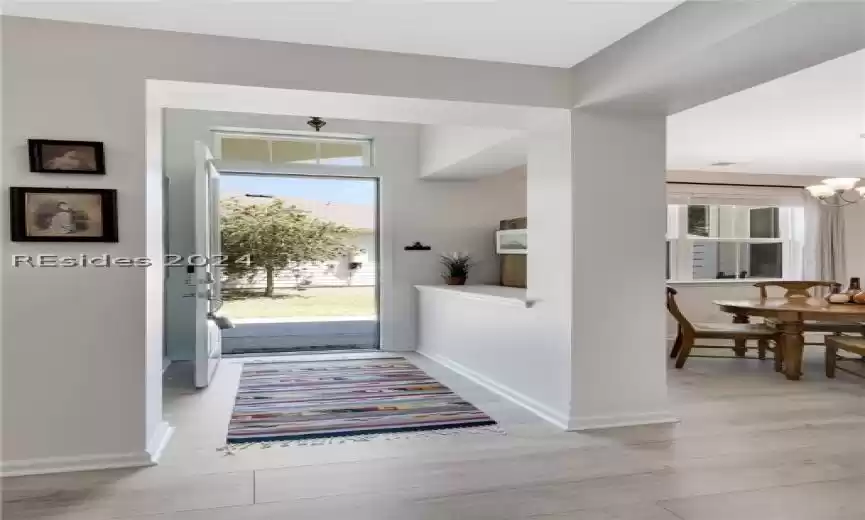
[[194, 141, 222, 388]]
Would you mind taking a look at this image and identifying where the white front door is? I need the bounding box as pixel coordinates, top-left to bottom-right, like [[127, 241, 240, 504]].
[[194, 141, 222, 388]]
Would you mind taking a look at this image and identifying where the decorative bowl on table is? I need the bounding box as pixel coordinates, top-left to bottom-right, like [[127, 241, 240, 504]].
[[826, 283, 851, 304], [828, 293, 852, 304]]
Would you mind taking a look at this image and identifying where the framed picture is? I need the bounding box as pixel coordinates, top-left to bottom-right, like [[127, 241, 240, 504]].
[[28, 139, 106, 174], [10, 187, 118, 242], [496, 229, 528, 255]]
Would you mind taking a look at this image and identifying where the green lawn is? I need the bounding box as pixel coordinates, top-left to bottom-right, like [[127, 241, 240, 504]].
[[220, 286, 376, 319]]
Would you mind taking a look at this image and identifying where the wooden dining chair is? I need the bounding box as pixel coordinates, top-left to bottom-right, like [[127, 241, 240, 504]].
[[754, 280, 836, 300], [667, 287, 781, 369], [825, 335, 865, 379], [754, 281, 865, 341]]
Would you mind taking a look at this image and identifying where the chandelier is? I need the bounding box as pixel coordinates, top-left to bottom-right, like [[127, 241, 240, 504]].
[[805, 178, 865, 207]]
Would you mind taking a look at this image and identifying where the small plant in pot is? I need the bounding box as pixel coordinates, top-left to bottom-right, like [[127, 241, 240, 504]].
[[441, 252, 473, 286]]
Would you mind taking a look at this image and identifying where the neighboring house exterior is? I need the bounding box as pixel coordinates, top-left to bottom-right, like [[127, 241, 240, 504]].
[[222, 194, 376, 290]]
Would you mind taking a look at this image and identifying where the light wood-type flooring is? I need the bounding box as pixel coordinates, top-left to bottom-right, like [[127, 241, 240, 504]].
[[4, 350, 865, 520]]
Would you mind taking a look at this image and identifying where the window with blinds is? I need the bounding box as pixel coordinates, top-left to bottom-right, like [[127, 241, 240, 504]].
[[665, 183, 807, 282], [666, 204, 804, 282]]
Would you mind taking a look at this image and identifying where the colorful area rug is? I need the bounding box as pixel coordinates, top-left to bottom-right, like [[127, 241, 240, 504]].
[[227, 357, 497, 443]]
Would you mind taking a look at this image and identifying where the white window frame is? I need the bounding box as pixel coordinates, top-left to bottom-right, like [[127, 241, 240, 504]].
[[667, 204, 802, 282], [213, 131, 373, 167]]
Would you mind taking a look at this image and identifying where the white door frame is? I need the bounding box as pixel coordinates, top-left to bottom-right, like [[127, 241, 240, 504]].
[[193, 142, 222, 388], [217, 169, 382, 352]]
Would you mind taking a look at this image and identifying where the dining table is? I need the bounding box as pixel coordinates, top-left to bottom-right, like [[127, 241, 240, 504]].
[[713, 298, 865, 380]]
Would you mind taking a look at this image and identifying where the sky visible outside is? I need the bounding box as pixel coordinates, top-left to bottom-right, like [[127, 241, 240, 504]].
[[220, 174, 376, 205]]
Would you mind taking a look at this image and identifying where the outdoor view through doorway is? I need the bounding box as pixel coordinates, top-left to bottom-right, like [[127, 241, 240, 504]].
[[218, 173, 379, 354]]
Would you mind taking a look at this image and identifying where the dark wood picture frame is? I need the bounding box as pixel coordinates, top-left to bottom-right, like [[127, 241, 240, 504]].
[[10, 187, 119, 242], [28, 139, 106, 174]]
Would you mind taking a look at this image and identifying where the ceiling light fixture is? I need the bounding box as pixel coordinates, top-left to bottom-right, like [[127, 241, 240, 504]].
[[805, 177, 864, 207], [307, 117, 326, 132]]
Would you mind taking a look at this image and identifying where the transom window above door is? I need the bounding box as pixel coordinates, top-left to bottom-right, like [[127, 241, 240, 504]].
[[215, 132, 372, 167]]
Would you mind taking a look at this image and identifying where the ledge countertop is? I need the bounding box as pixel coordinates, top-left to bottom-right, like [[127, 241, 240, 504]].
[[415, 284, 535, 308]]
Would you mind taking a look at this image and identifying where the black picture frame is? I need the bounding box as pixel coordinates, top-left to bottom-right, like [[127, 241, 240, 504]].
[[10, 187, 119, 242], [28, 139, 106, 174]]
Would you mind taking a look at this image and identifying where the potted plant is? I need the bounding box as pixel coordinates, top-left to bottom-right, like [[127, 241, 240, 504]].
[[441, 252, 473, 286]]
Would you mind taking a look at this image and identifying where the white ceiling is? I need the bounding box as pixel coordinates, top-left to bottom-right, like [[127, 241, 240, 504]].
[[3, 0, 680, 68], [14, 0, 860, 178], [417, 47, 865, 179], [668, 48, 865, 177]]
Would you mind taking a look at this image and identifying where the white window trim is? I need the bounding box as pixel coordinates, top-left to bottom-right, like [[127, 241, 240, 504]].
[[667, 204, 803, 283], [212, 130, 373, 167]]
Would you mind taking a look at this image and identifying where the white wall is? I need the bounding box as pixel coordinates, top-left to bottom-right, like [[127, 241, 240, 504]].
[[845, 202, 865, 279], [569, 2, 865, 114], [420, 112, 674, 431], [416, 161, 574, 426], [518, 119, 577, 425], [416, 150, 569, 425], [0, 15, 565, 473], [164, 109, 527, 360], [0, 16, 5, 459], [568, 110, 671, 430], [472, 165, 527, 224], [3, 38, 157, 470], [420, 125, 525, 179], [418, 289, 569, 427]]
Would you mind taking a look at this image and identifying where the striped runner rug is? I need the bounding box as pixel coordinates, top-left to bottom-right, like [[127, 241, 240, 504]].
[[227, 357, 497, 443]]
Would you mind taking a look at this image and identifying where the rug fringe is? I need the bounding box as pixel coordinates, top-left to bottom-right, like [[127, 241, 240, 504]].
[[217, 424, 506, 455]]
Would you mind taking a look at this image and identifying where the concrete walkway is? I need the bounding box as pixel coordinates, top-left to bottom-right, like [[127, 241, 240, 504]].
[[230, 315, 376, 324], [222, 315, 378, 353]]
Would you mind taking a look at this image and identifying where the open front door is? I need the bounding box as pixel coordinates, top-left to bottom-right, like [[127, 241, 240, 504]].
[[194, 142, 222, 388]]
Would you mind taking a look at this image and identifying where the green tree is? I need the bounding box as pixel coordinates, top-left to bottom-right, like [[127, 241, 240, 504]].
[[221, 198, 353, 297]]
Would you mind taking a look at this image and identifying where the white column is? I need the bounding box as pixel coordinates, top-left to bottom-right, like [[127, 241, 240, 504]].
[[524, 116, 577, 426], [568, 108, 673, 429], [145, 89, 172, 460]]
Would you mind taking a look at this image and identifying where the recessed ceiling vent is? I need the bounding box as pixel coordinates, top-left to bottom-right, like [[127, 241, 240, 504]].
[[710, 161, 737, 167]]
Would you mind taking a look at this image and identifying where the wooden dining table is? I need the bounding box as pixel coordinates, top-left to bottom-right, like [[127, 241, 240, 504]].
[[714, 298, 865, 380]]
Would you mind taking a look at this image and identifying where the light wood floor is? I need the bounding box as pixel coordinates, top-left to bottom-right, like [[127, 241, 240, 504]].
[[4, 350, 865, 520]]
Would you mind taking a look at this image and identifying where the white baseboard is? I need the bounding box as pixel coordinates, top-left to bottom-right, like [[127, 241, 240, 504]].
[[567, 410, 679, 431], [1, 422, 175, 477], [1, 452, 154, 477], [418, 351, 570, 429], [380, 346, 416, 353], [147, 421, 175, 464], [419, 352, 681, 433]]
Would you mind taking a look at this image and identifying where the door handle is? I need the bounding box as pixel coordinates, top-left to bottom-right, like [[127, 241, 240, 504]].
[[196, 289, 215, 299]]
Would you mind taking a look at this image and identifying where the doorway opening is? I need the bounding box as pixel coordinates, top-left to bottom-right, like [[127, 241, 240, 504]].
[[218, 172, 380, 354]]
